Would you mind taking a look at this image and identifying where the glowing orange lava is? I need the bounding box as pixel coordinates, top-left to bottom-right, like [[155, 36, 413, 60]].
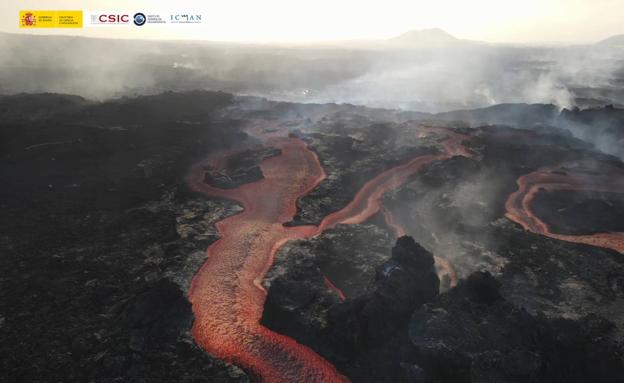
[[317, 127, 472, 231], [187, 125, 472, 382], [187, 136, 346, 382], [323, 276, 347, 301], [505, 161, 624, 254]]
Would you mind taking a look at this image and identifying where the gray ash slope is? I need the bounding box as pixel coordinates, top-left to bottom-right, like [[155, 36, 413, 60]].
[[2, 90, 624, 382]]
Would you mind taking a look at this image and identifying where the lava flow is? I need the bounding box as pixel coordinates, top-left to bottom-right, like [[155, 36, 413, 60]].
[[505, 161, 624, 253], [317, 127, 472, 231], [381, 207, 458, 287], [316, 126, 469, 287], [187, 125, 472, 382], [187, 135, 347, 382]]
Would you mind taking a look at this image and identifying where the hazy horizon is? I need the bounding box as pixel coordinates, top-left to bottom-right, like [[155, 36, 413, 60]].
[[3, 0, 624, 120], [2, 0, 623, 44], [0, 28, 620, 47]]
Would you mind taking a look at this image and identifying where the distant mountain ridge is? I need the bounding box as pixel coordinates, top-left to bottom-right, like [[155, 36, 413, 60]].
[[598, 34, 624, 46], [387, 28, 459, 45]]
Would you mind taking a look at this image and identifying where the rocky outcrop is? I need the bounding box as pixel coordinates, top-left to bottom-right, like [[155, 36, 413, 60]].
[[204, 147, 280, 189], [262, 234, 440, 382], [262, 223, 394, 361], [409, 271, 624, 383], [329, 236, 439, 349]]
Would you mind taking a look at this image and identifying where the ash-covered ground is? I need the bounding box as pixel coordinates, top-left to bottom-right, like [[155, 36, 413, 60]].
[[2, 90, 624, 382]]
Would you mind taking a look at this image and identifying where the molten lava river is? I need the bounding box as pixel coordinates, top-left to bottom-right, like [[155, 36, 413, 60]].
[[505, 161, 624, 254], [186, 126, 472, 382]]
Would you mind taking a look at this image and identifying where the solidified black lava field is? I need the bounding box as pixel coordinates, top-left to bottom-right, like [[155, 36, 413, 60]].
[[2, 91, 624, 383]]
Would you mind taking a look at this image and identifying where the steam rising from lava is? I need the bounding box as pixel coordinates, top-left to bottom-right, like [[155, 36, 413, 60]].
[[186, 124, 472, 381]]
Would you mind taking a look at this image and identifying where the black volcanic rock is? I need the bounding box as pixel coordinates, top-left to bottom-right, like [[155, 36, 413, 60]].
[[532, 189, 624, 235], [293, 121, 440, 225], [329, 236, 439, 349], [370, 236, 439, 322], [262, 257, 337, 355], [0, 93, 89, 123], [408, 271, 624, 383], [204, 147, 280, 189], [262, 224, 394, 361], [5, 90, 624, 383], [119, 279, 189, 332], [0, 92, 249, 383], [262, 234, 440, 382], [268, 224, 394, 297], [390, 236, 436, 269], [464, 270, 502, 304], [417, 155, 480, 188]]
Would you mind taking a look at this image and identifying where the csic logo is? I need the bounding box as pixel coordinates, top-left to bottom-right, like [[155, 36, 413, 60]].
[[133, 12, 146, 26], [21, 12, 36, 27], [89, 13, 130, 25]]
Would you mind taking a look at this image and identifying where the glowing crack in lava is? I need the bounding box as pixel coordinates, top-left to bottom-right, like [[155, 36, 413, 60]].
[[186, 126, 472, 382], [323, 276, 347, 301], [505, 161, 624, 254]]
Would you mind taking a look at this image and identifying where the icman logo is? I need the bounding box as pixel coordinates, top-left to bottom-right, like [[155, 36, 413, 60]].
[[21, 12, 36, 27]]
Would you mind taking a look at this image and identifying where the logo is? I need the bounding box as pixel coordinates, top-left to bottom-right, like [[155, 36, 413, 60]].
[[83, 11, 203, 27], [21, 12, 36, 27], [169, 14, 202, 24], [133, 12, 146, 26], [20, 11, 82, 28], [88, 13, 131, 25]]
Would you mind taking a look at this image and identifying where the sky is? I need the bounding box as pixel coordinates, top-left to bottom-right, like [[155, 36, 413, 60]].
[[1, 0, 622, 44]]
